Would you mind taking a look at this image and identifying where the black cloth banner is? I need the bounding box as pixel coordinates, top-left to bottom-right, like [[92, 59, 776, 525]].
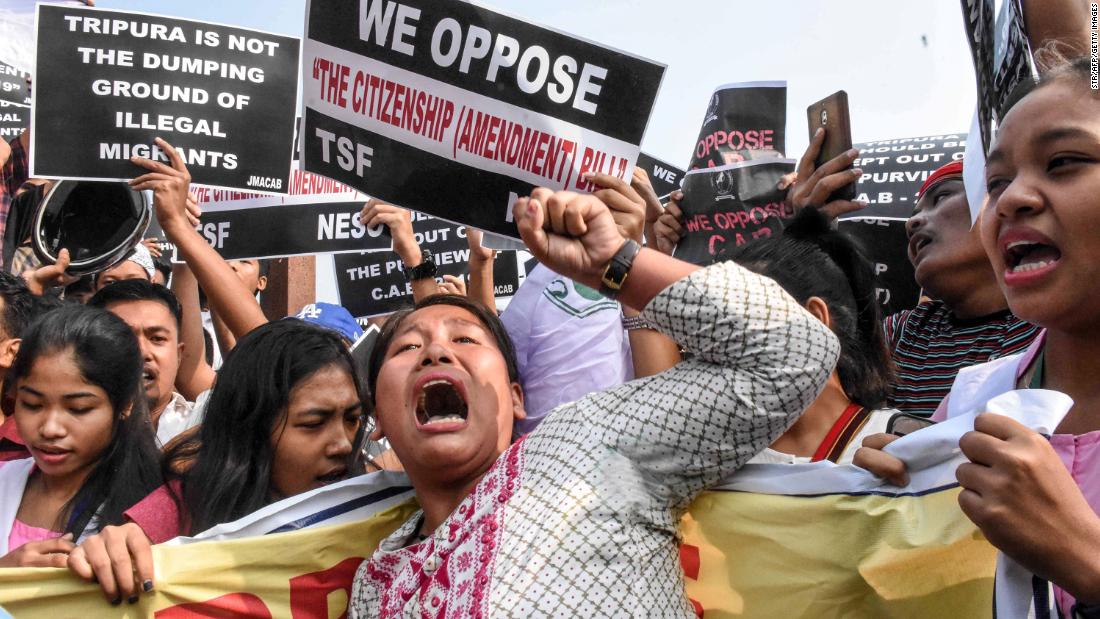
[[960, 0, 1033, 151], [636, 152, 684, 199], [0, 101, 28, 141], [334, 214, 520, 317], [671, 159, 794, 266], [0, 62, 31, 107], [300, 0, 665, 239], [688, 81, 786, 171], [841, 133, 966, 316], [30, 5, 300, 192]]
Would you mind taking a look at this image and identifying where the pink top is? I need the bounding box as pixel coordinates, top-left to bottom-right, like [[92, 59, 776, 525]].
[[123, 481, 186, 544], [934, 331, 1099, 615], [7, 519, 60, 552], [1050, 430, 1100, 614]]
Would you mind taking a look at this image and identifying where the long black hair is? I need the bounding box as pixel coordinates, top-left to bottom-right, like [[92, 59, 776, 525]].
[[165, 319, 362, 534], [727, 209, 894, 408], [3, 305, 162, 537]]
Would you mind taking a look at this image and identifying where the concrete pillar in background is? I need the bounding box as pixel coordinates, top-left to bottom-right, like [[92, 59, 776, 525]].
[[260, 256, 316, 320]]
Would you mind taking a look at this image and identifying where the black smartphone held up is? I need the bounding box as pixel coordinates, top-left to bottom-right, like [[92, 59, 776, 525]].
[[806, 90, 856, 202]]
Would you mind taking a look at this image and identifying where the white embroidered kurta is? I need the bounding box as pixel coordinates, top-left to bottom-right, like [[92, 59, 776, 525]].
[[350, 261, 840, 618]]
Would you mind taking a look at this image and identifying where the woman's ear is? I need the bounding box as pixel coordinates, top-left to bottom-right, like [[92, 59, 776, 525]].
[[804, 297, 833, 330], [0, 338, 20, 370], [120, 402, 133, 419], [510, 383, 526, 421]]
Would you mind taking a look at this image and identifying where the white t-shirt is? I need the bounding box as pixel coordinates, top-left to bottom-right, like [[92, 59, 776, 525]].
[[155, 390, 209, 447], [500, 264, 633, 435]]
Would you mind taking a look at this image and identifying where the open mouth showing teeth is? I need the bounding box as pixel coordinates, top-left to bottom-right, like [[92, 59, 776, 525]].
[[416, 380, 468, 426], [1005, 240, 1061, 273]]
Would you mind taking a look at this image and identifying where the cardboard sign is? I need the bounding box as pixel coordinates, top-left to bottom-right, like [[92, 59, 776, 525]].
[[0, 100, 28, 140], [0, 61, 31, 107], [300, 0, 665, 239], [836, 218, 920, 317], [636, 151, 684, 199], [850, 134, 967, 219], [688, 81, 786, 170], [30, 5, 300, 192], [334, 214, 520, 317], [672, 159, 795, 265], [841, 133, 966, 316], [178, 165, 386, 261], [190, 199, 391, 261]]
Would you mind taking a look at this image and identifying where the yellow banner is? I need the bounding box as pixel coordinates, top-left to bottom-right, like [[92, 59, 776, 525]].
[[0, 499, 417, 618], [0, 487, 997, 618], [681, 487, 997, 618]]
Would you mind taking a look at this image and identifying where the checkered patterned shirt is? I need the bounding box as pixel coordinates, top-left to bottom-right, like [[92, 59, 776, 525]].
[[349, 261, 839, 618]]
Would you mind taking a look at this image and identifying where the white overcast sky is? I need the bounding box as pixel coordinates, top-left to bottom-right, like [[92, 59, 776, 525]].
[[97, 0, 978, 166]]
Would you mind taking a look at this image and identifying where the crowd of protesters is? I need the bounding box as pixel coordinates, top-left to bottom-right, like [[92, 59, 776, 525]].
[[0, 1, 1098, 617]]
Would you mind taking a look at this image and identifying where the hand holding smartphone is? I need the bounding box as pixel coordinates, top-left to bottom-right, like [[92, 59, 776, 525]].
[[805, 90, 857, 203]]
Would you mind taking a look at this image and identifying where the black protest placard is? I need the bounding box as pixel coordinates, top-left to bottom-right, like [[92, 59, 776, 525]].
[[840, 133, 966, 315], [301, 0, 665, 239], [178, 165, 377, 261], [0, 101, 29, 141], [191, 199, 391, 261], [671, 159, 795, 266], [850, 134, 966, 218], [0, 62, 31, 107], [334, 215, 521, 317], [636, 152, 684, 199], [838, 218, 921, 317], [688, 82, 786, 171], [30, 5, 300, 192]]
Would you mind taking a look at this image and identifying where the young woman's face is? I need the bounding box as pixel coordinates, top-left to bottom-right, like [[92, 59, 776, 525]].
[[372, 304, 524, 485], [981, 80, 1100, 332], [268, 363, 361, 499], [14, 351, 116, 482]]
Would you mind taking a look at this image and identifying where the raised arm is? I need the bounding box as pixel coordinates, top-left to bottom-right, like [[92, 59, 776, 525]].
[[358, 200, 437, 302], [464, 228, 497, 311], [170, 263, 216, 399], [130, 138, 267, 340], [209, 310, 238, 354], [1023, 0, 1092, 59], [515, 188, 839, 514], [595, 169, 683, 377]]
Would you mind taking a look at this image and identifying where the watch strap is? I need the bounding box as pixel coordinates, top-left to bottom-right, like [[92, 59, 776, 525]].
[[404, 250, 437, 281], [621, 313, 655, 331], [600, 239, 642, 299]]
